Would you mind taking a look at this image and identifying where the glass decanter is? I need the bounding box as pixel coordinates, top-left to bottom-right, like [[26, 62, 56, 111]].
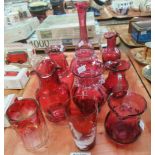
[[70, 1, 97, 70], [104, 60, 130, 97], [101, 32, 121, 63], [45, 45, 74, 90], [31, 56, 70, 123], [105, 92, 147, 144]]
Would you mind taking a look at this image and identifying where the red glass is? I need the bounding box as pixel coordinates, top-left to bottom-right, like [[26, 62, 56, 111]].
[[5, 51, 28, 64], [104, 60, 130, 97], [45, 45, 74, 89], [70, 1, 97, 70], [6, 98, 48, 151], [31, 56, 70, 123], [75, 1, 92, 49], [101, 32, 121, 63], [66, 95, 97, 151], [72, 60, 107, 112], [105, 92, 147, 144]]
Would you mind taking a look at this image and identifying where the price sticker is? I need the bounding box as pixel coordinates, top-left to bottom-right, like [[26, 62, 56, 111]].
[[77, 65, 86, 74], [70, 152, 91, 155], [139, 120, 145, 131]]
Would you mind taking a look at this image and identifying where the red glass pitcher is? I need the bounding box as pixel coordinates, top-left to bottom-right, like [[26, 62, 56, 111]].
[[72, 59, 107, 112], [45, 45, 74, 90], [105, 92, 147, 144], [104, 60, 130, 97], [31, 56, 70, 123], [101, 32, 121, 63]]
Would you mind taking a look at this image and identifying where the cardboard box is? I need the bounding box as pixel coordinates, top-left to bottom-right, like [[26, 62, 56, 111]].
[[4, 66, 29, 89], [5, 17, 40, 43], [36, 12, 95, 40], [4, 94, 17, 127], [27, 33, 99, 49]]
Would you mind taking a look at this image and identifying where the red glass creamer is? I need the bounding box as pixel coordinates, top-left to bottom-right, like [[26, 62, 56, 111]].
[[105, 92, 147, 144]]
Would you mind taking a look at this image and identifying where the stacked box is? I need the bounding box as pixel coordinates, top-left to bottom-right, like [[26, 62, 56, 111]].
[[5, 17, 40, 43], [36, 12, 95, 40]]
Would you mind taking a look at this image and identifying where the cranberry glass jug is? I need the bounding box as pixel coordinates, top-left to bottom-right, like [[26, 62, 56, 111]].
[[31, 56, 70, 123], [46, 45, 74, 89], [72, 60, 107, 112], [101, 32, 121, 63], [105, 92, 147, 144], [104, 60, 130, 97]]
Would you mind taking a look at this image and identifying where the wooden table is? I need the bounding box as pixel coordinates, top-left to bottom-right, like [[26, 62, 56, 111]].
[[4, 49, 151, 155]]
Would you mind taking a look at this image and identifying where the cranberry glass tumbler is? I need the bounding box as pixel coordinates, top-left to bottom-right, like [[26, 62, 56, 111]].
[[105, 92, 147, 144], [67, 96, 97, 150], [6, 98, 48, 151]]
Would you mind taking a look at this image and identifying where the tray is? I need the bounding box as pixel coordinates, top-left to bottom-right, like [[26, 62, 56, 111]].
[[5, 51, 151, 155], [107, 5, 151, 19], [130, 47, 151, 65]]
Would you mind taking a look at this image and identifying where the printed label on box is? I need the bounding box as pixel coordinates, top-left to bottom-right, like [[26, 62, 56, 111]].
[[40, 31, 52, 39]]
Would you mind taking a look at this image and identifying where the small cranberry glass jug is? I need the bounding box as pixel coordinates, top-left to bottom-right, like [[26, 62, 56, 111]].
[[105, 92, 147, 144], [104, 60, 130, 97], [45, 45, 74, 89], [31, 56, 70, 123], [101, 32, 121, 63], [72, 60, 107, 112]]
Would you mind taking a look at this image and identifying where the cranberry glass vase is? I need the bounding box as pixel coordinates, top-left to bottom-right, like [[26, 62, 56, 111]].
[[6, 98, 48, 151], [105, 92, 147, 144], [46, 45, 74, 89], [101, 32, 121, 63], [104, 60, 130, 97], [66, 95, 97, 150], [70, 1, 97, 70], [31, 56, 70, 123]]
